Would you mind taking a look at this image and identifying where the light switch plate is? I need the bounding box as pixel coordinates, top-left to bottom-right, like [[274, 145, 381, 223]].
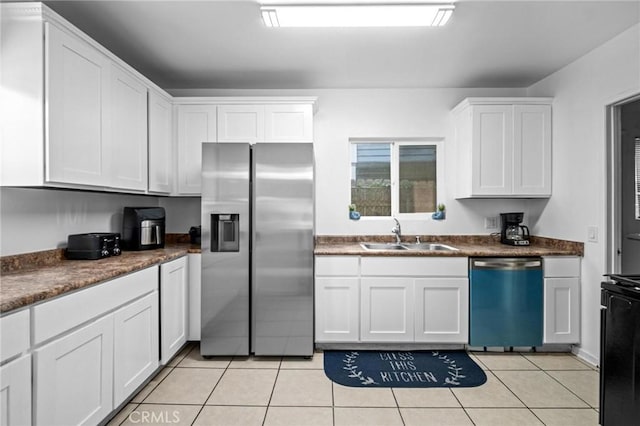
[[587, 226, 598, 242]]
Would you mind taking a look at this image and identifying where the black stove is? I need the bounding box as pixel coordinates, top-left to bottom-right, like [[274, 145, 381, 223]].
[[602, 274, 640, 299], [600, 273, 640, 426]]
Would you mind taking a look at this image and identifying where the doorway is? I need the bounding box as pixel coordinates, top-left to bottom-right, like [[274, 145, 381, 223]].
[[610, 96, 640, 273]]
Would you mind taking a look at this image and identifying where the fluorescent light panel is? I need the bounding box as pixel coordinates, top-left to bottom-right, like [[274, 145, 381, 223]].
[[260, 4, 455, 28]]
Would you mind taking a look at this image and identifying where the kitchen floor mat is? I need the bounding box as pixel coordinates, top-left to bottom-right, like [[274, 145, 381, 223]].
[[324, 350, 487, 388]]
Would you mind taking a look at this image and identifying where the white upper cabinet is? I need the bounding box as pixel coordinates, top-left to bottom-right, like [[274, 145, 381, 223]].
[[148, 90, 174, 194], [177, 104, 217, 195], [453, 98, 552, 198], [175, 98, 316, 195], [45, 22, 111, 187], [1, 4, 174, 194], [217, 104, 314, 143], [264, 104, 313, 142], [110, 64, 148, 191], [513, 104, 552, 196], [217, 105, 265, 143]]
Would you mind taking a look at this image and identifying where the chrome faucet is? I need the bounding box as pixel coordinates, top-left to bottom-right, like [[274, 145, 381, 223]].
[[391, 217, 402, 244]]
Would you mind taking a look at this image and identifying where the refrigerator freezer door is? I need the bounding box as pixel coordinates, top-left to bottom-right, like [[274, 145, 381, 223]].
[[253, 143, 314, 356], [201, 143, 251, 356]]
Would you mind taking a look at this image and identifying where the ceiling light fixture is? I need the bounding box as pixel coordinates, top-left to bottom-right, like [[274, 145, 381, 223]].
[[260, 3, 455, 28]]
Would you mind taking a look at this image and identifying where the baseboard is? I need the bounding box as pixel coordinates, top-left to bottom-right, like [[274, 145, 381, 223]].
[[572, 346, 599, 368]]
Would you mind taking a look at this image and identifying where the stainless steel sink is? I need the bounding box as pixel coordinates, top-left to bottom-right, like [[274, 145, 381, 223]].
[[402, 243, 459, 251], [360, 243, 407, 250], [360, 242, 458, 251]]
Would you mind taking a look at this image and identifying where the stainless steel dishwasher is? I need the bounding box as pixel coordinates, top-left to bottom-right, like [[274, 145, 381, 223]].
[[469, 257, 543, 348]]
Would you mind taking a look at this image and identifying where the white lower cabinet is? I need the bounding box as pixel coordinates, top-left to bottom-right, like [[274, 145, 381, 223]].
[[414, 278, 469, 343], [26, 264, 162, 426], [315, 256, 360, 342], [187, 253, 201, 341], [361, 278, 414, 342], [315, 256, 469, 344], [160, 257, 188, 364], [543, 256, 581, 344], [0, 354, 31, 426], [113, 292, 159, 407], [315, 277, 359, 342], [34, 314, 114, 426]]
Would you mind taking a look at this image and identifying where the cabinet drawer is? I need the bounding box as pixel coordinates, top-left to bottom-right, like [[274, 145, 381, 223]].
[[315, 256, 359, 276], [361, 257, 468, 277], [33, 266, 158, 344], [543, 257, 581, 277], [0, 309, 30, 363]]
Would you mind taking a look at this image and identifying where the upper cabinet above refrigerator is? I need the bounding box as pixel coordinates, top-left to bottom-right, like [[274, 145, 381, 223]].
[[174, 99, 316, 196], [452, 97, 552, 199], [217, 104, 314, 143]]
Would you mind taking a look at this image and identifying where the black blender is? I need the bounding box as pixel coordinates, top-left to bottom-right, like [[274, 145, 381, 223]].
[[500, 212, 530, 246]]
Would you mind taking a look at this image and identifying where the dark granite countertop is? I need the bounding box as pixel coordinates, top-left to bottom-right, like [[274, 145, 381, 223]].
[[0, 242, 200, 314], [314, 235, 584, 258], [1, 233, 581, 315]]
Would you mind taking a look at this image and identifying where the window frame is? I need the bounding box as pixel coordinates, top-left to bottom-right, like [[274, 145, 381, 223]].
[[349, 137, 444, 219]]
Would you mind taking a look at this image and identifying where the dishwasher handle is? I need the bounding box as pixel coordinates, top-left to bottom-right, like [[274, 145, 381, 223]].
[[471, 258, 542, 270]]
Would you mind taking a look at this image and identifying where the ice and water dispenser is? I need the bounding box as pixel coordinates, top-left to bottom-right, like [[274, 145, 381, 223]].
[[210, 214, 239, 252]]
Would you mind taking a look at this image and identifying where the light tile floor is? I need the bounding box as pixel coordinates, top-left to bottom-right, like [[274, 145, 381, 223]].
[[108, 344, 600, 426]]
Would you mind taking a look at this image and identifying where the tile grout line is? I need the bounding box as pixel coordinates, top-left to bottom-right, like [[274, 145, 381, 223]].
[[261, 357, 283, 426], [189, 345, 231, 426], [331, 380, 336, 426], [389, 387, 405, 426], [540, 368, 596, 409], [489, 362, 594, 423]]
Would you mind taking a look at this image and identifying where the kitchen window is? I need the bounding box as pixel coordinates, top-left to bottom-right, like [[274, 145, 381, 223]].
[[350, 139, 442, 217]]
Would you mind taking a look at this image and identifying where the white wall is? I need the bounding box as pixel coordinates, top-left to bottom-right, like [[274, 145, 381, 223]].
[[527, 24, 640, 365], [172, 87, 542, 236], [0, 188, 158, 255], [159, 197, 201, 234], [0, 189, 206, 256]]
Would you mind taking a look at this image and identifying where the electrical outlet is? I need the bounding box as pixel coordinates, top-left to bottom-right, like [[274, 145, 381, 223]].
[[587, 226, 598, 243], [485, 216, 498, 229]]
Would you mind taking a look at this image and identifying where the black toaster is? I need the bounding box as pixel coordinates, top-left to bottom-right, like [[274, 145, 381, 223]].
[[65, 233, 122, 260]]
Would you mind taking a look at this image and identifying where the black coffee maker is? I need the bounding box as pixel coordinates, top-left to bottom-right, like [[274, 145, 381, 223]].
[[500, 212, 530, 246]]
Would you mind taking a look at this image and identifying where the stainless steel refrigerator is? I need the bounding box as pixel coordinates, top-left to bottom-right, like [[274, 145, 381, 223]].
[[200, 142, 314, 357]]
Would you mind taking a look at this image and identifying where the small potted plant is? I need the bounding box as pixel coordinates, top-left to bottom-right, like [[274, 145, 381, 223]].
[[432, 203, 446, 220], [349, 204, 361, 220]]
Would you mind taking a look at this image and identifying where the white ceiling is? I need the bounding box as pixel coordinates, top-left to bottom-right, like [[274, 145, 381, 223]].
[[40, 0, 640, 90]]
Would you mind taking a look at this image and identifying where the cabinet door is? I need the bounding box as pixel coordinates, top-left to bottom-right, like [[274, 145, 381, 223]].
[[187, 253, 201, 341], [148, 90, 173, 193], [415, 278, 469, 343], [513, 104, 551, 196], [0, 354, 31, 426], [217, 105, 264, 143], [45, 22, 110, 187], [113, 292, 159, 407], [34, 314, 114, 425], [471, 105, 513, 196], [361, 278, 414, 342], [177, 105, 217, 194], [315, 277, 359, 342], [110, 64, 148, 191], [544, 277, 580, 344], [160, 257, 188, 364], [264, 104, 313, 142]]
